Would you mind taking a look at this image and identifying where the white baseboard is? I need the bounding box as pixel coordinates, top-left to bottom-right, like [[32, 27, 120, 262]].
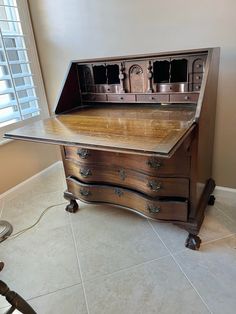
[[0, 161, 62, 200], [214, 185, 236, 199]]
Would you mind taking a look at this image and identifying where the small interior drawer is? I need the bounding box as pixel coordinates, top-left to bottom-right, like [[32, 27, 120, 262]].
[[107, 94, 136, 102], [192, 84, 201, 92], [193, 59, 205, 72], [170, 93, 199, 103], [136, 94, 169, 103], [189, 73, 203, 83]]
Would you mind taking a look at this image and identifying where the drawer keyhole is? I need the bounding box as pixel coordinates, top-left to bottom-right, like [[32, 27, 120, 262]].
[[114, 188, 123, 197]]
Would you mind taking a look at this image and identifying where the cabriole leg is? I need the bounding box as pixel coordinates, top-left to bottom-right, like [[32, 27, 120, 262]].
[[64, 191, 79, 213]]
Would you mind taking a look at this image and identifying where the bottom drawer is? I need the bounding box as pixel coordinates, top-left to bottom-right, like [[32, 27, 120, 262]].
[[67, 177, 188, 222]]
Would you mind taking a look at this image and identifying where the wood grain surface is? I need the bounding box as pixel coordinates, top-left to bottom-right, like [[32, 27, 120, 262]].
[[5, 104, 195, 155]]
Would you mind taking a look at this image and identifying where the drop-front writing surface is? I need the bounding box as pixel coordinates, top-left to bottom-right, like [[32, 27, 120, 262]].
[[6, 105, 196, 155], [4, 48, 220, 250]]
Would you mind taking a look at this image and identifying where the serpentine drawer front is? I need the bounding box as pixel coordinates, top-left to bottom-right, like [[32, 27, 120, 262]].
[[67, 177, 188, 222], [64, 160, 189, 198], [64, 146, 191, 177]]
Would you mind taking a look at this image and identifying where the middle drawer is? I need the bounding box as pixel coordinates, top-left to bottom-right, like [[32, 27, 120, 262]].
[[64, 160, 189, 198]]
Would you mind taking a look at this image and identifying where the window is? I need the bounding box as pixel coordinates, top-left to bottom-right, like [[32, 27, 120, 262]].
[[0, 0, 48, 140]]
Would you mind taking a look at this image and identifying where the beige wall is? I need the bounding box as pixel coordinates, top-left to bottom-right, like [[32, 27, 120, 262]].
[[0, 141, 59, 194], [28, 0, 236, 188]]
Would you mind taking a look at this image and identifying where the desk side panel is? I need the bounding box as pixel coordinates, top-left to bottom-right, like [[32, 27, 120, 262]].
[[55, 62, 81, 114]]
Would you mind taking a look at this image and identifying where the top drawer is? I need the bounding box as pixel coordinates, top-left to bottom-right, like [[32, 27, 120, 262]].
[[63, 146, 190, 177]]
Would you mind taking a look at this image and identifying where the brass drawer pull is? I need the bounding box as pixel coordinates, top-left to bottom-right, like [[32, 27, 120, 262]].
[[118, 169, 126, 181], [80, 189, 91, 196], [147, 158, 162, 169], [147, 180, 162, 191], [148, 204, 161, 213], [114, 188, 123, 197], [77, 148, 90, 159], [80, 168, 92, 178]]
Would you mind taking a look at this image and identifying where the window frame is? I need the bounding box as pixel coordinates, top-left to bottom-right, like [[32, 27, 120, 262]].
[[0, 0, 49, 143]]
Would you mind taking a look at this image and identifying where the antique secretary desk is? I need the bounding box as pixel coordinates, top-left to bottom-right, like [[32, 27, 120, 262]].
[[5, 48, 220, 250]]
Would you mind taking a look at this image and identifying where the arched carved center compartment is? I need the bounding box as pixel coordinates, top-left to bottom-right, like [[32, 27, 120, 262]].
[[129, 64, 145, 93]]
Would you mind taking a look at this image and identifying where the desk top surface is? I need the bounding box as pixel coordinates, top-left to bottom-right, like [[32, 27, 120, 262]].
[[5, 104, 196, 156]]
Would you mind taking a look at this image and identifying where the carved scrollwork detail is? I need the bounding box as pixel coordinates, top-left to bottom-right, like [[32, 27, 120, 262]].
[[130, 65, 143, 75], [129, 64, 144, 93]]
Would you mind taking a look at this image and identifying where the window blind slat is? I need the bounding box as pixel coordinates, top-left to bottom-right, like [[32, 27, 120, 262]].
[[0, 111, 20, 124], [0, 72, 33, 80], [0, 19, 20, 23], [0, 60, 29, 66], [0, 47, 27, 51], [0, 101, 18, 110], [1, 33, 24, 38], [22, 107, 40, 117], [0, 96, 38, 109], [0, 84, 35, 95]]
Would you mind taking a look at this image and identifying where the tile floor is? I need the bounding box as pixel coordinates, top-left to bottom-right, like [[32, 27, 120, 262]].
[[0, 162, 236, 314]]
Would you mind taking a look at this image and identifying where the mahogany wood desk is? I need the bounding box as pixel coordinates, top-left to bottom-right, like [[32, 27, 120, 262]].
[[5, 48, 220, 250]]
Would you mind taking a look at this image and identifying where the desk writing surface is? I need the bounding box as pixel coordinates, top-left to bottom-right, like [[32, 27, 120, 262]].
[[5, 104, 196, 155]]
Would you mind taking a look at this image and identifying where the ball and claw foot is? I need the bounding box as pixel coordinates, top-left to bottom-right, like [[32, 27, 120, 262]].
[[208, 194, 215, 206], [65, 199, 79, 213], [185, 233, 201, 250]]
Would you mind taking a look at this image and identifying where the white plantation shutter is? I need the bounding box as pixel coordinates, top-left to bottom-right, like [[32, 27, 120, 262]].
[[0, 0, 48, 140]]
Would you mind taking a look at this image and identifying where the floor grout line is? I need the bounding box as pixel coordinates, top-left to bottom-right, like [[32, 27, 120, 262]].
[[214, 203, 236, 223], [200, 233, 236, 247], [69, 213, 90, 314], [82, 253, 171, 284], [26, 283, 82, 302], [147, 220, 213, 314]]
